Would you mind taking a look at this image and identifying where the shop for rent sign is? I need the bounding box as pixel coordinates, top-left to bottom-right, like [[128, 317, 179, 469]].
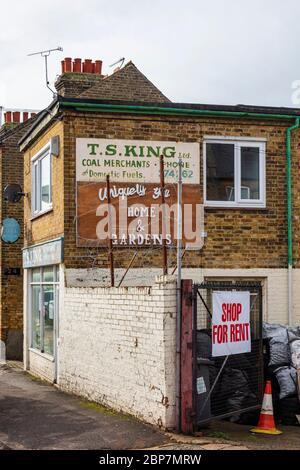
[[76, 138, 200, 184], [212, 291, 251, 357]]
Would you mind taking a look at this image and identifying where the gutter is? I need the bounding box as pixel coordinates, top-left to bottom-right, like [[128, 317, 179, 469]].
[[60, 100, 300, 120], [286, 117, 300, 325]]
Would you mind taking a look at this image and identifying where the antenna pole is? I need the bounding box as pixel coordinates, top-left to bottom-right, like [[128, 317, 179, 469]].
[[109, 57, 125, 68], [160, 155, 168, 275], [44, 55, 55, 95], [28, 46, 63, 97]]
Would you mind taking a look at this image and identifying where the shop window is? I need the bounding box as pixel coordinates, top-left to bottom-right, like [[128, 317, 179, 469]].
[[30, 266, 59, 357], [32, 143, 52, 216], [204, 139, 266, 208]]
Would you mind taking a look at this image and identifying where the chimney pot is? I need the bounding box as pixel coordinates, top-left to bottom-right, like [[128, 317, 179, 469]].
[[73, 58, 82, 73], [94, 60, 102, 74], [64, 57, 72, 72], [5, 111, 12, 123], [61, 60, 66, 73], [12, 111, 20, 123], [83, 59, 93, 73], [30, 112, 37, 118], [23, 112, 29, 122]]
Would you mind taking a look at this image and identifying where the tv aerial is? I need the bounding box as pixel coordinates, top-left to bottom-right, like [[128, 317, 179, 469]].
[[109, 57, 125, 69], [28, 46, 63, 96]]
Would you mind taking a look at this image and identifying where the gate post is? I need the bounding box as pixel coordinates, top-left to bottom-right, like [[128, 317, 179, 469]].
[[181, 279, 194, 434]]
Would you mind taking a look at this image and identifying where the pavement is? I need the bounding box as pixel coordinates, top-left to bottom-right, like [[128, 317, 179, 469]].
[[1, 363, 299, 450], [199, 420, 300, 450], [0, 364, 168, 450]]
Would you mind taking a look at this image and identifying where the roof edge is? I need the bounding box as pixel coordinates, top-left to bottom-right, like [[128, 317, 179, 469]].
[[19, 96, 300, 151], [59, 97, 300, 120], [57, 95, 300, 117]]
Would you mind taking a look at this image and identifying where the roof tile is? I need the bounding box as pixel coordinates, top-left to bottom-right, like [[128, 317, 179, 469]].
[[78, 62, 170, 103]]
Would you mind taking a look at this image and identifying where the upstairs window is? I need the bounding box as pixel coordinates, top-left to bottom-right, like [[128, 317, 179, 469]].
[[204, 138, 266, 208], [32, 143, 52, 216]]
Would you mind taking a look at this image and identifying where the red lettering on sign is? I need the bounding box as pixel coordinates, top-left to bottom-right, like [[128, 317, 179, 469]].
[[221, 303, 227, 322], [230, 324, 236, 341], [212, 324, 228, 344], [221, 303, 243, 322], [230, 323, 250, 342], [237, 303, 242, 320]]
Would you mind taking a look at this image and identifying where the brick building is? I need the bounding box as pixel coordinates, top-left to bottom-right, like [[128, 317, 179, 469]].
[[19, 57, 300, 425], [0, 110, 37, 359]]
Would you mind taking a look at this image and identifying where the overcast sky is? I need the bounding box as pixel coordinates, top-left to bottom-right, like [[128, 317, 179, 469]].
[[1, 0, 300, 111]]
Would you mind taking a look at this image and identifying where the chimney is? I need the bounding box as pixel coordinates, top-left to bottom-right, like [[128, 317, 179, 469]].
[[55, 56, 103, 97], [1, 109, 39, 129]]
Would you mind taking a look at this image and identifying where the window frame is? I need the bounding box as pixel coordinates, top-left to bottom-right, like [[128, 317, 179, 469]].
[[31, 142, 53, 216], [203, 137, 266, 208], [29, 265, 59, 358]]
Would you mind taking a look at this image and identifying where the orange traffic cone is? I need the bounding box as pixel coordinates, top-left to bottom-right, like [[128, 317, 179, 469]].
[[250, 380, 282, 435]]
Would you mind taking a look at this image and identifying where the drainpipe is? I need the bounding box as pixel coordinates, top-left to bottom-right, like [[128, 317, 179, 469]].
[[286, 117, 300, 326], [176, 158, 183, 432]]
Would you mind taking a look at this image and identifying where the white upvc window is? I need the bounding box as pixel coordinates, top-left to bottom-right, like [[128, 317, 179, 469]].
[[204, 137, 266, 208], [31, 143, 52, 216]]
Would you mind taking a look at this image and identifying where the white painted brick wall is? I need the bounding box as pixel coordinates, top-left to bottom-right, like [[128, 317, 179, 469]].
[[58, 275, 177, 429], [29, 350, 55, 382], [66, 267, 300, 325]]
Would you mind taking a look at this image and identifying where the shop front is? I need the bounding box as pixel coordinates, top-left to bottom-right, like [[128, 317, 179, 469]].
[[23, 238, 63, 382]]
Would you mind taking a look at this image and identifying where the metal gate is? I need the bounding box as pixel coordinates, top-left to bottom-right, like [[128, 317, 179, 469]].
[[192, 281, 264, 428]]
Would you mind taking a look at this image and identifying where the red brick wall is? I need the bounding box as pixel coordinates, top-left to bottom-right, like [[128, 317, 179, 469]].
[[0, 125, 26, 359]]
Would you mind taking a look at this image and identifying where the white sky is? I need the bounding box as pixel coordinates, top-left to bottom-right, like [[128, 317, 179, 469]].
[[1, 0, 300, 110]]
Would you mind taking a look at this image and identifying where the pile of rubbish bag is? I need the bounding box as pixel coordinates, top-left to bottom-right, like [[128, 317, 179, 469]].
[[196, 324, 300, 426], [196, 329, 260, 424], [263, 323, 300, 425]]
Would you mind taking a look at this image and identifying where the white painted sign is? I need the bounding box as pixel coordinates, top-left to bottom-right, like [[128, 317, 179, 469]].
[[76, 138, 200, 184], [23, 238, 63, 268], [212, 291, 251, 357]]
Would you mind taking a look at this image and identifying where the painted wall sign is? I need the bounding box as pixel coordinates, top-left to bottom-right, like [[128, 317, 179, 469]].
[[212, 291, 251, 357], [76, 182, 203, 249], [1, 218, 21, 243], [76, 138, 200, 184], [23, 238, 63, 268]]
